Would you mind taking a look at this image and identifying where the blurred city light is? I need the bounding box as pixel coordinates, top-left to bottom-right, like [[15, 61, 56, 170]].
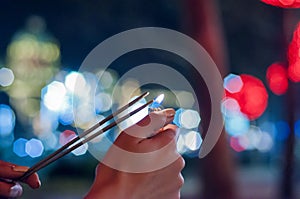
[[97, 70, 115, 89], [230, 137, 245, 152], [225, 74, 268, 120], [38, 132, 58, 150], [25, 138, 44, 158], [0, 104, 16, 136], [72, 142, 88, 156], [261, 0, 300, 8], [266, 62, 288, 95], [176, 128, 202, 155], [224, 73, 243, 93], [224, 111, 250, 137], [0, 67, 14, 87], [255, 131, 273, 152], [59, 130, 76, 146], [184, 130, 202, 151], [65, 71, 87, 94], [180, 109, 201, 129], [288, 22, 300, 81], [295, 120, 300, 138], [42, 81, 67, 112], [13, 138, 28, 157], [275, 121, 290, 140], [95, 92, 113, 113], [221, 97, 240, 117]]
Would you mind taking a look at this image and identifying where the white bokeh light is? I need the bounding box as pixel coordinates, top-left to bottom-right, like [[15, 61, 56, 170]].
[[43, 81, 67, 112], [95, 92, 113, 113], [180, 109, 201, 129], [224, 73, 243, 93], [0, 67, 14, 87], [65, 71, 87, 93]]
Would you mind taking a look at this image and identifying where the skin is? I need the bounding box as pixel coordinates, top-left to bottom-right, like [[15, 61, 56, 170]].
[[0, 161, 40, 198], [0, 108, 184, 198], [85, 108, 185, 199]]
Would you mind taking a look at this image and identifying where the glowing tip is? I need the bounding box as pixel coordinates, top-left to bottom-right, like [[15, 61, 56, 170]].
[[155, 94, 164, 104], [150, 94, 165, 109]]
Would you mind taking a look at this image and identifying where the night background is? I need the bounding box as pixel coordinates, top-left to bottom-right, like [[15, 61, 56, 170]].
[[0, 0, 300, 198]]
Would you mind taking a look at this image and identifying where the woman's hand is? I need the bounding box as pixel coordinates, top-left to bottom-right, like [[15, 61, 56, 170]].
[[85, 108, 185, 199], [0, 161, 40, 198]]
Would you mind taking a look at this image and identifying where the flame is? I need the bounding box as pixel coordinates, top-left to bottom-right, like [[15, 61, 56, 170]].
[[154, 94, 164, 105]]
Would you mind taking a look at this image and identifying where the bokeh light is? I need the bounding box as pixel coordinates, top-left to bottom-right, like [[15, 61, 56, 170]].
[[275, 121, 290, 141], [261, 0, 300, 8], [255, 132, 273, 152], [184, 130, 202, 151], [224, 73, 243, 93], [72, 143, 88, 156], [95, 92, 113, 113], [59, 130, 77, 146], [230, 137, 245, 152], [180, 109, 201, 129], [176, 128, 203, 155], [65, 71, 87, 94], [13, 138, 28, 157], [225, 74, 268, 120], [221, 97, 240, 117], [0, 67, 14, 87], [173, 108, 201, 129], [266, 62, 288, 95], [25, 138, 44, 158], [224, 111, 250, 137], [295, 120, 300, 138], [0, 104, 16, 136], [288, 22, 300, 82], [42, 81, 67, 112]]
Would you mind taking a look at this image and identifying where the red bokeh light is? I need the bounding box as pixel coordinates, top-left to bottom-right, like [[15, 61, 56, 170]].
[[288, 22, 300, 82], [230, 137, 245, 152], [266, 62, 288, 95], [261, 0, 300, 8], [225, 74, 268, 120], [59, 130, 76, 146]]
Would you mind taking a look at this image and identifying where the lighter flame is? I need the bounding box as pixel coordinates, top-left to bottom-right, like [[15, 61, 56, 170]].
[[154, 94, 164, 105]]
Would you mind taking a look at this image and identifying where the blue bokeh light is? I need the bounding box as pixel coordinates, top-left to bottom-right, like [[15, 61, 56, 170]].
[[25, 138, 44, 158], [0, 104, 15, 136], [294, 120, 300, 138], [13, 138, 28, 157], [275, 121, 290, 141], [225, 112, 250, 136]]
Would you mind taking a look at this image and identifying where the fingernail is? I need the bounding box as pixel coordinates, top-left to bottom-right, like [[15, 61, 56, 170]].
[[163, 108, 175, 117], [12, 166, 29, 172], [9, 183, 23, 198], [37, 178, 41, 188]]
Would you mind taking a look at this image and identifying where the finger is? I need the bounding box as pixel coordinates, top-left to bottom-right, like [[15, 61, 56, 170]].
[[21, 172, 41, 189], [0, 181, 22, 198], [0, 164, 41, 189], [120, 108, 175, 141], [140, 124, 178, 151]]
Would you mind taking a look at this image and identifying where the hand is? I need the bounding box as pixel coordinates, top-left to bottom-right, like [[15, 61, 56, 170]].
[[0, 161, 40, 198], [85, 108, 185, 199]]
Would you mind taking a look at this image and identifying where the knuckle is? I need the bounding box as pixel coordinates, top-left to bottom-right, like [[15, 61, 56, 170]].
[[178, 173, 184, 188], [177, 156, 185, 170]]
